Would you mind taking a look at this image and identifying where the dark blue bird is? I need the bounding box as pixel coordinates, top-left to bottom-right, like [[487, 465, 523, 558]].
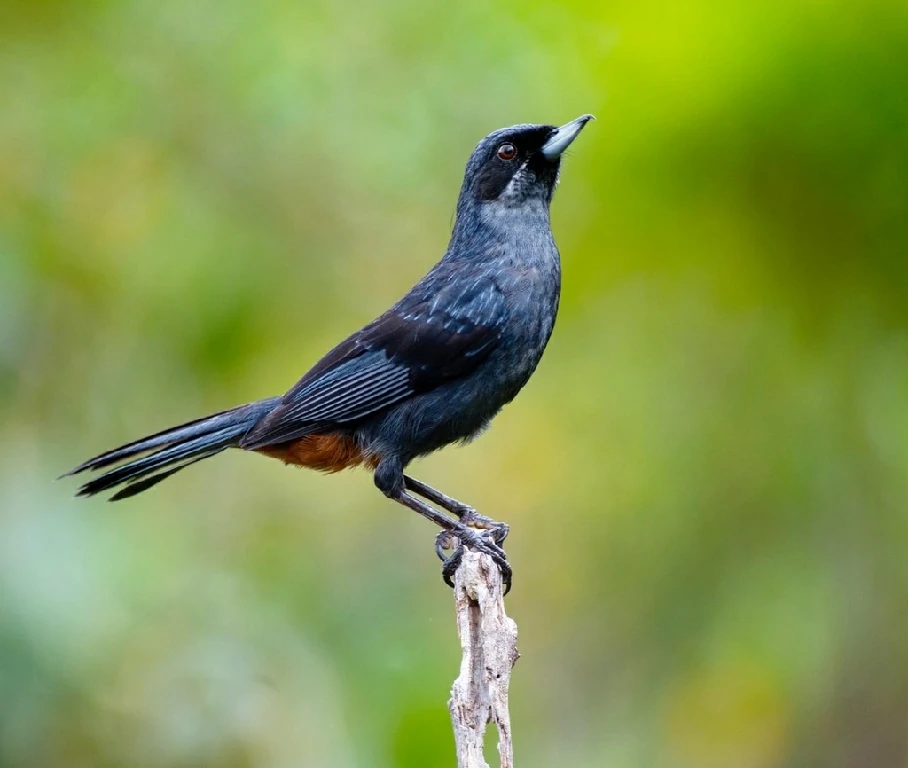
[[66, 115, 594, 591]]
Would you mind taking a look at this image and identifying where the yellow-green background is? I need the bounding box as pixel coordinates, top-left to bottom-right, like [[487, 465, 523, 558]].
[[2, 0, 907, 765]]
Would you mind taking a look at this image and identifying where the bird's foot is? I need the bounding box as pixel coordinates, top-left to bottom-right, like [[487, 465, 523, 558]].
[[458, 507, 510, 543], [435, 523, 512, 594]]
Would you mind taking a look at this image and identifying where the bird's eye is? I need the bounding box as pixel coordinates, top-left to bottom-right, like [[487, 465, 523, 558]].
[[497, 143, 517, 161]]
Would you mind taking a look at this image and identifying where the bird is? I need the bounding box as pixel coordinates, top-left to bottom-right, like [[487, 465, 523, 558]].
[[66, 114, 594, 592]]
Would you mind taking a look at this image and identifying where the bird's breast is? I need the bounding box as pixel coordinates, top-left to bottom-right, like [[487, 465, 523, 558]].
[[494, 256, 560, 387]]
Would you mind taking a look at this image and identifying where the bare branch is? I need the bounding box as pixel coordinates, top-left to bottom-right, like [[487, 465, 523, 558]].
[[449, 549, 520, 768]]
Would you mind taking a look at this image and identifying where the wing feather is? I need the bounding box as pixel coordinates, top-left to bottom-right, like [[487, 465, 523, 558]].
[[241, 273, 505, 449]]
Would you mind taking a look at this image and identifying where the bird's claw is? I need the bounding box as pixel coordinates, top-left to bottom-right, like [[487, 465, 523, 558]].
[[440, 546, 463, 588], [436, 525, 512, 594], [435, 530, 456, 561]]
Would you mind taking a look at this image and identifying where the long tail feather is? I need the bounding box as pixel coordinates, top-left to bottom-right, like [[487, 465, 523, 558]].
[[68, 397, 281, 500], [108, 448, 228, 501]]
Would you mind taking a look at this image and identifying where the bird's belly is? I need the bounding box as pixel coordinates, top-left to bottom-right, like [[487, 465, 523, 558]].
[[387, 354, 540, 459], [257, 434, 378, 472]]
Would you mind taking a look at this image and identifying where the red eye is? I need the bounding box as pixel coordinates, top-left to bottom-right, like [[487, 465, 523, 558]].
[[497, 143, 517, 160]]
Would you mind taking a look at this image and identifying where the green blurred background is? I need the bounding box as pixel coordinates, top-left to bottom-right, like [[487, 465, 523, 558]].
[[2, 0, 908, 765]]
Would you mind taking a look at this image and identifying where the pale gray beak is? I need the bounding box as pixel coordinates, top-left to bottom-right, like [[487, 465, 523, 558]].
[[540, 114, 595, 160]]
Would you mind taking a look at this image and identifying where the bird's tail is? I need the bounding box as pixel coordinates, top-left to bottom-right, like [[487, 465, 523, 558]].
[[66, 397, 282, 501]]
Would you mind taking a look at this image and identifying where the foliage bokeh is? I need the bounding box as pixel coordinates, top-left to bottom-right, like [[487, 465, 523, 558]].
[[2, 0, 908, 765]]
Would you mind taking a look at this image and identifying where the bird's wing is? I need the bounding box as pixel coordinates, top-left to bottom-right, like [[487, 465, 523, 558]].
[[240, 276, 506, 448]]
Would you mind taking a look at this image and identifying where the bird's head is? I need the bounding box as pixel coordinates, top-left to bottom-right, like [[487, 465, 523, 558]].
[[455, 115, 594, 217]]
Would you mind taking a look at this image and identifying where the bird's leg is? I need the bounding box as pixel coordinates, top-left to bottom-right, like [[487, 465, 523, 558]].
[[402, 475, 511, 592], [391, 489, 512, 594], [403, 475, 509, 544]]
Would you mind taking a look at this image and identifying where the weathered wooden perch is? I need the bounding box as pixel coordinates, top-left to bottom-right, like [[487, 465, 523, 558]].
[[449, 548, 520, 768]]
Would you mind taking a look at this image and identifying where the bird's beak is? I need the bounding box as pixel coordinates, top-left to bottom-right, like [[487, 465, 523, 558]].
[[540, 114, 595, 160]]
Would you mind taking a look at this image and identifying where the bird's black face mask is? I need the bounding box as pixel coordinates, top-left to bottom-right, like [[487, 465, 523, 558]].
[[460, 115, 594, 208]]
